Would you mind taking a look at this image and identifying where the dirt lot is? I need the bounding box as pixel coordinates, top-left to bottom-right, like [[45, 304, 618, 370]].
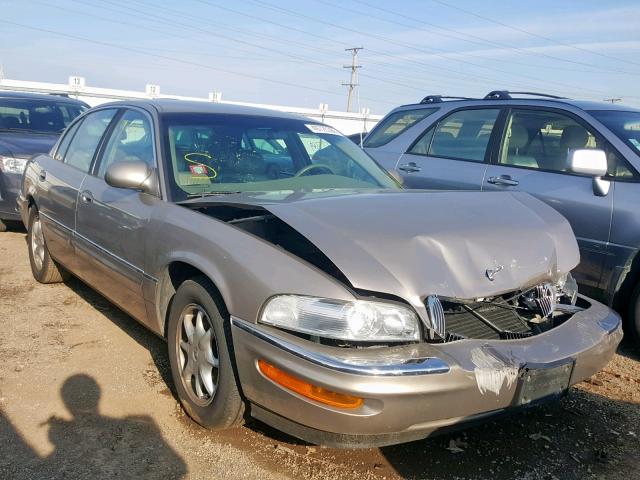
[[1, 227, 639, 480]]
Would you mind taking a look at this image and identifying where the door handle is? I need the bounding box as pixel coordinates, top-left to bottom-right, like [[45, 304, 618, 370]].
[[80, 191, 94, 204], [38, 170, 46, 181], [398, 162, 421, 173], [487, 175, 519, 186]]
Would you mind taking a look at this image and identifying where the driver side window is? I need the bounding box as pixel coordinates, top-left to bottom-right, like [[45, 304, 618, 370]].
[[98, 109, 155, 178]]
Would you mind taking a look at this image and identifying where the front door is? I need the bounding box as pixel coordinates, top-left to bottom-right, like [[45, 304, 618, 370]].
[[74, 108, 158, 323], [482, 107, 618, 290], [396, 108, 502, 190]]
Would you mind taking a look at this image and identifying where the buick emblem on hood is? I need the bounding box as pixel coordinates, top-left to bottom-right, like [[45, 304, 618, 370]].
[[485, 264, 504, 281]]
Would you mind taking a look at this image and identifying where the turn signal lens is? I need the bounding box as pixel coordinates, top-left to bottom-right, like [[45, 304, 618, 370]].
[[258, 360, 363, 409]]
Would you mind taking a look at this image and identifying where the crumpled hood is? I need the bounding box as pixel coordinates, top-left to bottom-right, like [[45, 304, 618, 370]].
[[0, 132, 58, 158], [264, 190, 579, 302]]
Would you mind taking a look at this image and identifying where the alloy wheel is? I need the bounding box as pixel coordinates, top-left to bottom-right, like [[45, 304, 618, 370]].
[[177, 304, 220, 406]]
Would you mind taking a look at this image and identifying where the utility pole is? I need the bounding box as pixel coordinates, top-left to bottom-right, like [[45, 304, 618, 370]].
[[604, 98, 622, 104], [342, 47, 363, 113]]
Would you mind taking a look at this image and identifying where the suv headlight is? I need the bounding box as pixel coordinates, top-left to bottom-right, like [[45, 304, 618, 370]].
[[259, 295, 421, 342], [0, 156, 28, 174]]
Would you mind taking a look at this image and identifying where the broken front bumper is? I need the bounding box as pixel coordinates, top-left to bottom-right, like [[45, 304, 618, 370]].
[[230, 295, 622, 448]]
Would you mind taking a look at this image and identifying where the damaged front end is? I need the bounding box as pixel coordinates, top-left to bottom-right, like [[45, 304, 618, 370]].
[[426, 273, 580, 342]]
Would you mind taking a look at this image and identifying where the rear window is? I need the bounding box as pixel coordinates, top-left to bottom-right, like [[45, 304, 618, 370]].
[[0, 98, 87, 134], [363, 108, 437, 148]]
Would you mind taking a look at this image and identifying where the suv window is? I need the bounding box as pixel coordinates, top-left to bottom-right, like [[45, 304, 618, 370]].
[[64, 109, 117, 172], [0, 99, 86, 133], [364, 108, 437, 148], [409, 109, 499, 162], [500, 109, 633, 178], [98, 110, 155, 178]]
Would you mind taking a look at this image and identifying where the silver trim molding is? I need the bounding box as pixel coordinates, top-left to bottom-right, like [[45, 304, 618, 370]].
[[231, 316, 450, 376]]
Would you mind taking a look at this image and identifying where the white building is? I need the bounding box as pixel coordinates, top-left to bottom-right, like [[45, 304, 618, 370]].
[[0, 76, 382, 135]]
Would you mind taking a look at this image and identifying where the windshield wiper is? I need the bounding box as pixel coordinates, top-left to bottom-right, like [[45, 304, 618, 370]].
[[186, 191, 243, 198]]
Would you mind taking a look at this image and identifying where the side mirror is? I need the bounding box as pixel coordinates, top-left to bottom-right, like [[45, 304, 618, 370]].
[[105, 161, 158, 196], [568, 149, 607, 177], [568, 149, 610, 196]]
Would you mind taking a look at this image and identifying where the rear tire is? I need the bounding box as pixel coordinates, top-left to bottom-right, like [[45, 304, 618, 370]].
[[27, 207, 68, 284], [627, 284, 640, 348], [167, 276, 245, 429]]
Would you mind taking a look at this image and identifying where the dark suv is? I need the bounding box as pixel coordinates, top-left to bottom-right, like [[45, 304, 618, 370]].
[[364, 91, 640, 345], [0, 91, 87, 231]]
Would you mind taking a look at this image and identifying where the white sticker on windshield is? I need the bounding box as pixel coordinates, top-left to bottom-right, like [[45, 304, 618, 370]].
[[306, 123, 340, 135], [629, 138, 640, 151]]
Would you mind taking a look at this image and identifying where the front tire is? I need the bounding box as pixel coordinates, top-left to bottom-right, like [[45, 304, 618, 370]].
[[0, 219, 6, 233], [628, 284, 640, 348], [167, 276, 245, 429], [27, 207, 68, 284]]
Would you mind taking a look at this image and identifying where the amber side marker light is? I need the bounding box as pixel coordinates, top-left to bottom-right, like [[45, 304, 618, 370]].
[[258, 359, 364, 409]]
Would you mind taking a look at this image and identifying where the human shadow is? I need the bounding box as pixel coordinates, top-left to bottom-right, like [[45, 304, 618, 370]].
[[44, 374, 186, 479]]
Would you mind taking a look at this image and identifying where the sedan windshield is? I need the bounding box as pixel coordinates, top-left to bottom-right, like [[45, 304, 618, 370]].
[[162, 113, 398, 199], [589, 110, 640, 156], [0, 98, 86, 134]]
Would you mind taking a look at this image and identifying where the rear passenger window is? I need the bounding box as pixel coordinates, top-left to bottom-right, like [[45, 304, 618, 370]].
[[53, 120, 82, 161], [363, 108, 437, 148], [64, 109, 117, 172], [410, 109, 499, 162]]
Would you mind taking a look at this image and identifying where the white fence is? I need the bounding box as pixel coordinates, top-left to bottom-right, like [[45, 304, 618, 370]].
[[0, 76, 382, 135]]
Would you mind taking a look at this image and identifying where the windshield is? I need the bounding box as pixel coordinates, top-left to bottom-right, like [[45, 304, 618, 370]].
[[0, 98, 87, 134], [162, 113, 399, 199], [589, 110, 640, 156]]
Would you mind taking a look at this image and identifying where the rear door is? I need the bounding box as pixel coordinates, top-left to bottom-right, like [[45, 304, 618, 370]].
[[482, 107, 621, 290], [395, 108, 502, 190], [74, 108, 159, 323], [35, 109, 117, 268]]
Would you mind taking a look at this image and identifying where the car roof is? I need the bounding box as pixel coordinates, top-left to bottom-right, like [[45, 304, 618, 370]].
[[0, 90, 88, 105], [396, 97, 640, 113], [96, 99, 310, 121]]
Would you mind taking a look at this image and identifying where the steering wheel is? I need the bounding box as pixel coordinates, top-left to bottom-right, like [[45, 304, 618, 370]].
[[294, 163, 335, 177]]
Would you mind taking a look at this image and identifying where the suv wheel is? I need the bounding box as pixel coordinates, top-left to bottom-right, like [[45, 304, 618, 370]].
[[167, 276, 245, 429], [628, 284, 640, 348], [27, 207, 68, 284]]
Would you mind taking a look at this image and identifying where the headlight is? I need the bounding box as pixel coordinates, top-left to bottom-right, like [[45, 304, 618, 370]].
[[259, 295, 421, 342], [0, 156, 28, 174]]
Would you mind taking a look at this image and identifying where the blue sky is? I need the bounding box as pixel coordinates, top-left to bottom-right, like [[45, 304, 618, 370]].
[[1, 0, 639, 114]]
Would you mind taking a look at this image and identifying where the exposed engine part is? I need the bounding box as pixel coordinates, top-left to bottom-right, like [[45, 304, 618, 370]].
[[433, 275, 580, 342]]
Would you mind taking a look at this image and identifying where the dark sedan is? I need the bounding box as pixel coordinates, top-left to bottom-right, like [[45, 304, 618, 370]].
[[0, 91, 87, 231]]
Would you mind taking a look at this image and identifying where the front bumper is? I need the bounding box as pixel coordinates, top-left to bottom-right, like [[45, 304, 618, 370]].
[[231, 295, 622, 448], [0, 172, 23, 221]]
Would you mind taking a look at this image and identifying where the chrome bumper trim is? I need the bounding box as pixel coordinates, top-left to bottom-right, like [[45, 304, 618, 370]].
[[231, 316, 450, 376]]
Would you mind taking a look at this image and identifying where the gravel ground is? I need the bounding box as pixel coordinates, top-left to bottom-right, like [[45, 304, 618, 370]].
[[1, 227, 639, 480]]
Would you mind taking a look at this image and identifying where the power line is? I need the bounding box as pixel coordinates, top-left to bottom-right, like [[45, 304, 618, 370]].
[[243, 0, 626, 98], [429, 0, 640, 68], [344, 0, 640, 76], [342, 47, 363, 112], [0, 19, 402, 107]]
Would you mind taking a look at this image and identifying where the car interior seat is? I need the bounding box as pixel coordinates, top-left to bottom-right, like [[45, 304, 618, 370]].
[[557, 125, 589, 171], [504, 124, 538, 168]]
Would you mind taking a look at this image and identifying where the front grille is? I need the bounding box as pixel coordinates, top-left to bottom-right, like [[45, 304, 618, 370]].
[[442, 298, 531, 340]]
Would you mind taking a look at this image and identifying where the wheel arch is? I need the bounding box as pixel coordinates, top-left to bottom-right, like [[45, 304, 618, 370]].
[[156, 259, 231, 339]]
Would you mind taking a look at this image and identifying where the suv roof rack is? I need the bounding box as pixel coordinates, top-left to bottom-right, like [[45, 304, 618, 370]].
[[419, 95, 476, 104], [484, 90, 567, 100]]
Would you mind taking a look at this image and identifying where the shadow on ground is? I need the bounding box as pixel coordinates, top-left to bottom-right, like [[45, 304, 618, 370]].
[[0, 374, 187, 479]]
